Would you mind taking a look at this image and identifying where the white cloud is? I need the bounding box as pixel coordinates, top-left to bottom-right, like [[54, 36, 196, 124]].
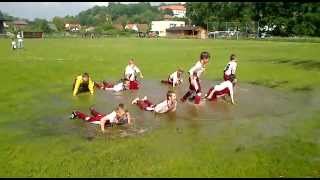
[[90, 2, 109, 7]]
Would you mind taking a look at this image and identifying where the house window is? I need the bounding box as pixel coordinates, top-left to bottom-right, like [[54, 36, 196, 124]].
[[170, 24, 176, 28]]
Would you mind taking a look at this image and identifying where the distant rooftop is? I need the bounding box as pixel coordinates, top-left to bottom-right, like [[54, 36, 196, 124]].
[[13, 20, 28, 25], [159, 4, 186, 11], [166, 26, 204, 31]]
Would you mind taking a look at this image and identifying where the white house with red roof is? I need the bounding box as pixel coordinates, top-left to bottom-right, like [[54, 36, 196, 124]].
[[159, 4, 186, 18]]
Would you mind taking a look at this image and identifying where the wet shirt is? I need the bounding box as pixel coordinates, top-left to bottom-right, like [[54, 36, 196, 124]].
[[169, 71, 181, 86], [189, 61, 205, 78], [112, 82, 125, 92], [17, 34, 23, 42], [105, 111, 117, 123], [224, 61, 237, 76], [154, 100, 176, 113], [125, 64, 141, 81], [214, 81, 234, 96]]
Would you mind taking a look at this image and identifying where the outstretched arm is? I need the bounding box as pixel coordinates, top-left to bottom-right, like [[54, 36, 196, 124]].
[[229, 86, 235, 104], [88, 78, 94, 95], [126, 112, 132, 124], [99, 116, 109, 133], [135, 66, 143, 78], [72, 78, 81, 96], [170, 102, 177, 112]]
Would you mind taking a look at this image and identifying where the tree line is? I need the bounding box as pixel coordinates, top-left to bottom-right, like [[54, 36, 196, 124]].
[[186, 2, 320, 37], [1, 2, 319, 37]]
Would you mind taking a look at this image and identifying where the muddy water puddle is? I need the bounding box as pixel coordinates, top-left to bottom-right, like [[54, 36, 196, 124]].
[[7, 79, 314, 141]]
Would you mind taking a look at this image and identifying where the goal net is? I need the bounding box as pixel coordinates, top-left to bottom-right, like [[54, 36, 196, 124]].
[[207, 21, 258, 40]]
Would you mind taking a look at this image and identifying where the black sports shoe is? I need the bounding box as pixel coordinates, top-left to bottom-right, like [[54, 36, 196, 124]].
[[69, 111, 76, 119]]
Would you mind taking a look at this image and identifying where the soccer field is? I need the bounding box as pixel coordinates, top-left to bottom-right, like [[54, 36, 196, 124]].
[[0, 38, 319, 177]]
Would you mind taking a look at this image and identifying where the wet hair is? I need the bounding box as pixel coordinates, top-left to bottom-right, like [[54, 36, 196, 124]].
[[193, 71, 198, 76], [230, 54, 236, 61], [200, 51, 210, 60], [83, 72, 89, 78], [166, 90, 176, 100], [118, 103, 125, 109], [117, 103, 128, 114]]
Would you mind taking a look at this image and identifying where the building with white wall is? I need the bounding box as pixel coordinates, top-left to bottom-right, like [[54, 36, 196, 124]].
[[151, 20, 185, 37]]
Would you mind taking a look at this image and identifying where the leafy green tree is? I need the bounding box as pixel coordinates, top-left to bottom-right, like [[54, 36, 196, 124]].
[[52, 16, 65, 31]]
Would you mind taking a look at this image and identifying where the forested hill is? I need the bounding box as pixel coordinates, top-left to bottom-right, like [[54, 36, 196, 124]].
[[76, 2, 168, 26]]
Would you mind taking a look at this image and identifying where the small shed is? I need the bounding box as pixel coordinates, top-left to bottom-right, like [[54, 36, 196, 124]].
[[13, 20, 28, 30], [166, 26, 207, 39], [23, 32, 43, 38]]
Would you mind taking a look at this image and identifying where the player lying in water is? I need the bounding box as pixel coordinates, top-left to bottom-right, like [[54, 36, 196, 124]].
[[160, 69, 184, 88], [70, 103, 131, 133], [95, 78, 133, 92], [204, 78, 237, 104], [131, 90, 177, 113]]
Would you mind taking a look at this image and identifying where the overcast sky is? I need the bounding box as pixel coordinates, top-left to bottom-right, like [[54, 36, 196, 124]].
[[0, 2, 185, 21]]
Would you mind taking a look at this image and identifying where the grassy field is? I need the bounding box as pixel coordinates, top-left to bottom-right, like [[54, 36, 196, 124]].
[[0, 38, 319, 177]]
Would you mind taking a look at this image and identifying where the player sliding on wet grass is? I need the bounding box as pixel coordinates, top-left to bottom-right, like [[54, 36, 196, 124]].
[[160, 68, 184, 88], [131, 90, 177, 113], [70, 103, 132, 133], [95, 78, 133, 92]]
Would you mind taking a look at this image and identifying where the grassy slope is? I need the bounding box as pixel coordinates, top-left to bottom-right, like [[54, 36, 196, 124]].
[[0, 38, 319, 177]]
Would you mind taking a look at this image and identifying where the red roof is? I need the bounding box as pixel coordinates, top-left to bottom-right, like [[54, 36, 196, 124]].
[[13, 20, 28, 25], [159, 5, 186, 11]]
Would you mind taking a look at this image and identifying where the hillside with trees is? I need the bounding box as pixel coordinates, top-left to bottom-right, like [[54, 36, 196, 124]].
[[1, 2, 320, 37], [186, 2, 320, 37]]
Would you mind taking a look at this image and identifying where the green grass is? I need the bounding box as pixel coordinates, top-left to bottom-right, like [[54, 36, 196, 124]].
[[0, 38, 319, 177]]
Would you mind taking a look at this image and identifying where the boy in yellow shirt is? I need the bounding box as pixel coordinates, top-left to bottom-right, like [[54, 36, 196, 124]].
[[72, 73, 95, 96]]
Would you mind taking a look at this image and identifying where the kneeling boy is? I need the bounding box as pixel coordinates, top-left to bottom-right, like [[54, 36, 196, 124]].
[[161, 69, 184, 88]]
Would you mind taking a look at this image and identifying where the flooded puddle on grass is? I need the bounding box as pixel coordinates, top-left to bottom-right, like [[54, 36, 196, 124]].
[[6, 79, 314, 142]]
